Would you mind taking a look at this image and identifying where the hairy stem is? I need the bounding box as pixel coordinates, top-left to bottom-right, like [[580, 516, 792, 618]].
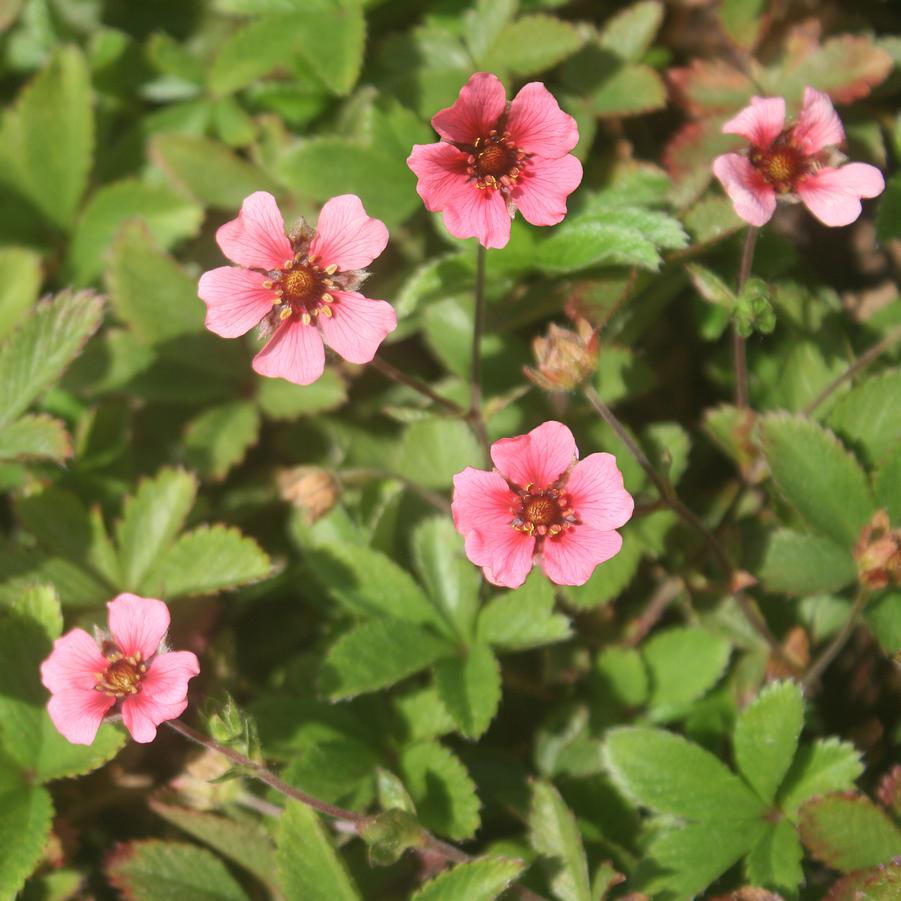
[[733, 226, 759, 409], [803, 324, 901, 416], [584, 385, 786, 661], [166, 719, 547, 900], [371, 355, 463, 415], [802, 590, 870, 690], [469, 244, 491, 455]]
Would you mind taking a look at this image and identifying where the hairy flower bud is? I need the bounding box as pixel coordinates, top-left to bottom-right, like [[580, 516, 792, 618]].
[[276, 466, 339, 524], [855, 509, 901, 591], [524, 318, 599, 392]]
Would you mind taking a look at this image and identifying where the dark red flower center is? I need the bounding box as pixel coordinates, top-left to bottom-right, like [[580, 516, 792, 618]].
[[95, 650, 147, 698], [266, 258, 339, 326], [749, 133, 811, 193], [513, 486, 578, 539], [466, 131, 527, 191]]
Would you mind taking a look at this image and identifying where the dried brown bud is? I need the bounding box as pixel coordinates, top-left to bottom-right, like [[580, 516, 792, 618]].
[[276, 466, 339, 524], [166, 748, 241, 810], [855, 509, 901, 591], [524, 318, 599, 392]]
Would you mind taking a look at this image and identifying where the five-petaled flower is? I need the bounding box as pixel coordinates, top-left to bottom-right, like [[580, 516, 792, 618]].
[[713, 86, 884, 228], [452, 421, 633, 588], [198, 192, 397, 385], [40, 593, 200, 745], [407, 72, 583, 249]]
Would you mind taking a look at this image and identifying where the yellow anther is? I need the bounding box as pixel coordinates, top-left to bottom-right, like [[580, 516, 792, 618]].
[[321, 292, 334, 304], [279, 306, 293, 320], [320, 305, 333, 318], [324, 263, 338, 275], [262, 280, 274, 290], [301, 312, 312, 326]]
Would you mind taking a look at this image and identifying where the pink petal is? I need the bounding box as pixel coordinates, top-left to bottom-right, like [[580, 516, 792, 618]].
[[198, 266, 277, 339], [107, 594, 170, 662], [432, 72, 507, 145], [252, 319, 325, 385], [566, 453, 634, 531], [121, 692, 189, 743], [511, 154, 583, 227], [442, 185, 512, 249], [464, 524, 536, 589], [318, 291, 397, 364], [712, 153, 776, 227], [143, 651, 200, 705], [490, 420, 578, 491], [215, 191, 293, 271], [47, 689, 115, 745], [507, 82, 579, 157], [452, 467, 519, 536], [722, 96, 786, 150], [797, 163, 885, 227], [41, 629, 108, 694], [793, 87, 844, 155], [540, 525, 623, 586], [408, 142, 472, 212], [309, 194, 389, 272]]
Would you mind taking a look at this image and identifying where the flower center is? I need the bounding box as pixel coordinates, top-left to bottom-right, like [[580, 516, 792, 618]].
[[513, 487, 578, 538], [267, 258, 339, 326], [95, 651, 147, 698], [467, 131, 526, 191], [749, 135, 809, 193]]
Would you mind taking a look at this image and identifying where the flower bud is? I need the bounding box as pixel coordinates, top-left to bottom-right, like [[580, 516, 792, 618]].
[[276, 466, 339, 524], [855, 510, 901, 591], [524, 318, 599, 392]]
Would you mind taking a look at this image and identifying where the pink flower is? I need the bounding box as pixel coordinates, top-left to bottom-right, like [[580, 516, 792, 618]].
[[198, 192, 397, 385], [452, 421, 633, 589], [407, 72, 583, 249], [40, 594, 200, 745], [713, 86, 884, 227]]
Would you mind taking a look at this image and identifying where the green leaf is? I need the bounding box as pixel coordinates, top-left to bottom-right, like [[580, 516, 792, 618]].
[[745, 819, 804, 896], [184, 401, 261, 481], [760, 413, 874, 549], [866, 591, 901, 655], [778, 738, 863, 817], [686, 262, 737, 310], [396, 418, 483, 489], [464, 0, 516, 63], [360, 807, 423, 866], [412, 857, 525, 901], [151, 133, 278, 210], [399, 742, 480, 840], [0, 759, 53, 900], [604, 727, 765, 821], [533, 218, 663, 273], [528, 780, 591, 901], [412, 517, 481, 640], [598, 1, 664, 62], [0, 46, 93, 230], [875, 446, 901, 524], [0, 290, 104, 429], [0, 414, 71, 462], [276, 801, 361, 901], [759, 529, 858, 596], [584, 63, 667, 118], [828, 370, 901, 468], [292, 0, 365, 96], [477, 571, 572, 651], [0, 246, 41, 342], [483, 15, 584, 77], [70, 179, 203, 284], [322, 619, 453, 699], [306, 542, 445, 627], [147, 525, 271, 598], [593, 646, 649, 708], [149, 802, 278, 892], [257, 368, 347, 419], [105, 221, 204, 343], [0, 585, 126, 782], [106, 840, 249, 901], [561, 534, 642, 608], [734, 681, 803, 805], [115, 467, 197, 592], [434, 644, 502, 740], [642, 626, 731, 715], [719, 0, 766, 48], [800, 794, 901, 873]]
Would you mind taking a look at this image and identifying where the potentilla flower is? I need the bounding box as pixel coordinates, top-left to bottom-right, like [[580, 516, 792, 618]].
[[40, 594, 199, 745], [452, 421, 633, 588], [198, 192, 396, 385], [713, 86, 884, 227], [407, 72, 583, 249]]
